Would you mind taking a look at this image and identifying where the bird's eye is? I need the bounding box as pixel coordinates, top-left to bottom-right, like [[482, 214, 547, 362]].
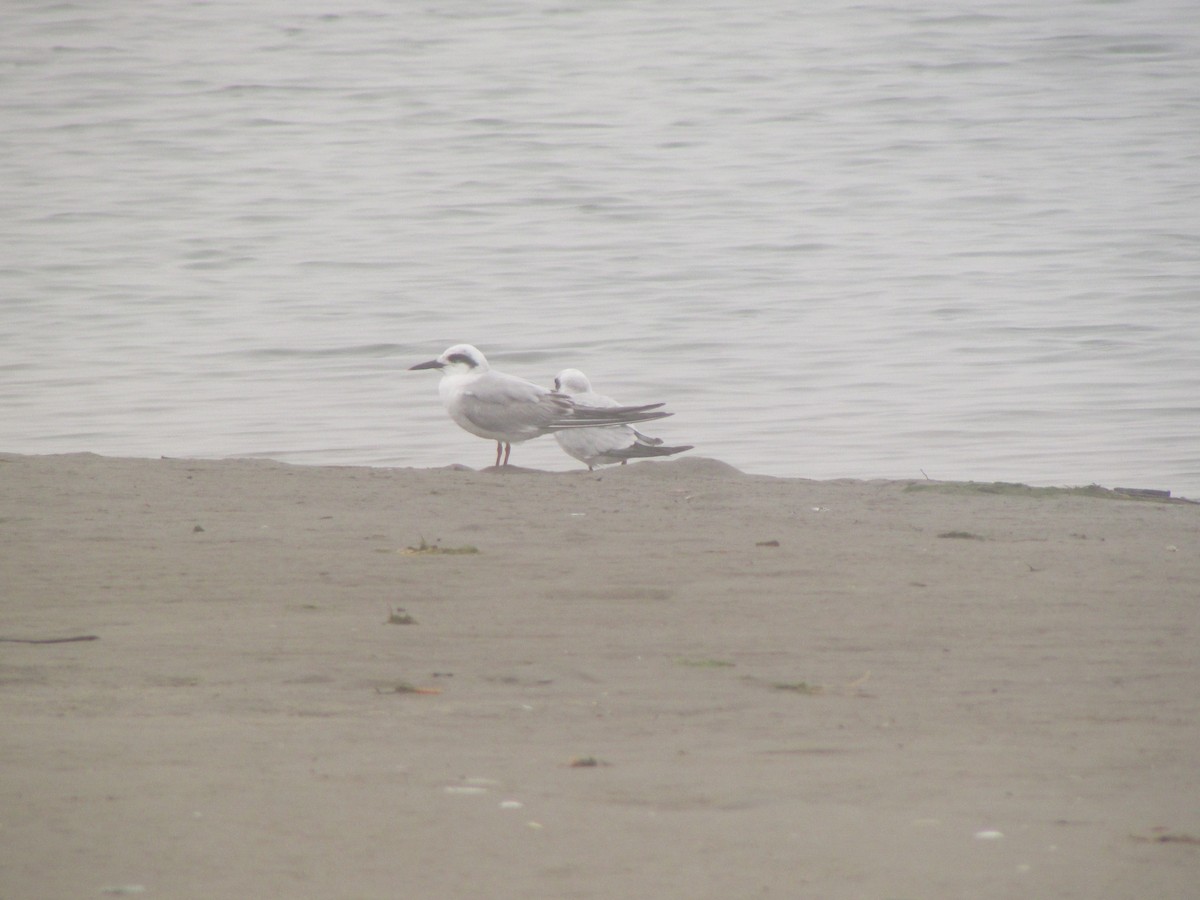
[[446, 353, 476, 367], [553, 379, 561, 391]]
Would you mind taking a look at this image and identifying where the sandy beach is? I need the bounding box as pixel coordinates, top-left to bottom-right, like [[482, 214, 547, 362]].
[[1, 452, 1197, 899]]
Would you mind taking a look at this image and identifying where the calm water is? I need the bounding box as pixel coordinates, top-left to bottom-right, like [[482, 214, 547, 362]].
[[3, 1, 1199, 495]]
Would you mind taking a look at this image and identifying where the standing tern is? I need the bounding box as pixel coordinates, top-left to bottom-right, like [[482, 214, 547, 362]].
[[409, 344, 672, 467], [551, 369, 693, 470]]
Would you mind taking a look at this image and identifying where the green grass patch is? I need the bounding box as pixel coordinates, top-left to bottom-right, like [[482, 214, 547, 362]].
[[904, 481, 1181, 502], [773, 681, 823, 695]]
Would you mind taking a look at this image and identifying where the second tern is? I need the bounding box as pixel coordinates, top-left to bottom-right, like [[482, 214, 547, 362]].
[[552, 369, 693, 470]]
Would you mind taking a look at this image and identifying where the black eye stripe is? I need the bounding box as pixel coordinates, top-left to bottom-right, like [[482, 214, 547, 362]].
[[446, 353, 477, 367]]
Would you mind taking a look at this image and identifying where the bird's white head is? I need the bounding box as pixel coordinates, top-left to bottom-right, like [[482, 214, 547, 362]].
[[409, 344, 489, 374], [553, 368, 592, 394]]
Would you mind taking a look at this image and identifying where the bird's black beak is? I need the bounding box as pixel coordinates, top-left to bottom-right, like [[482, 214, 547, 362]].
[[409, 359, 444, 371]]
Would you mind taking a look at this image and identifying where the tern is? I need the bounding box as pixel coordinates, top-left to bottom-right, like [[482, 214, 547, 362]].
[[409, 345, 672, 467], [551, 369, 693, 470]]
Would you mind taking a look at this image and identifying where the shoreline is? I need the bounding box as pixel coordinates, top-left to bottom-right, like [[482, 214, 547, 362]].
[[2, 452, 1197, 898]]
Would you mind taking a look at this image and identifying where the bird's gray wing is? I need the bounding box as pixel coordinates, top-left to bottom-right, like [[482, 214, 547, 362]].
[[553, 402, 669, 428], [459, 373, 571, 439]]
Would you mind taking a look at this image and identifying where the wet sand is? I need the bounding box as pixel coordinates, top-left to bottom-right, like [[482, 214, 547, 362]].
[[1, 452, 1198, 899]]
